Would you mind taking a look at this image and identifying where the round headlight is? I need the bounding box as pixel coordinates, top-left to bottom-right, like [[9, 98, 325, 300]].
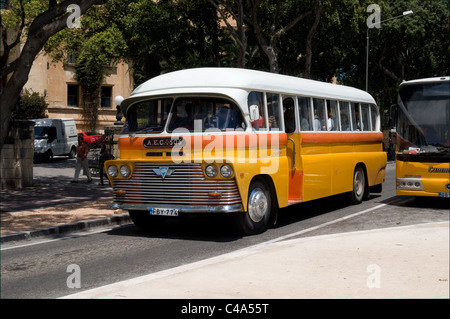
[[220, 164, 233, 178], [107, 165, 118, 177], [119, 165, 131, 178], [205, 164, 218, 178]]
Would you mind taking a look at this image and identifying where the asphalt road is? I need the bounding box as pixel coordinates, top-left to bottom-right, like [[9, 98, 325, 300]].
[[1, 160, 449, 298]]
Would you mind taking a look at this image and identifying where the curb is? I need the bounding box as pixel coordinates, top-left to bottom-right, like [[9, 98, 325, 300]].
[[1, 213, 132, 244]]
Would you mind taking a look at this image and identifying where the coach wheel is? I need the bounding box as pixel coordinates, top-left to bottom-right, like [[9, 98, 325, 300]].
[[350, 166, 366, 204], [129, 210, 166, 231], [235, 179, 271, 235]]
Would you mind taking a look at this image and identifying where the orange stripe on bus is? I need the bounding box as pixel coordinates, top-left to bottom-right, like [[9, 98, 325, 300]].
[[300, 132, 383, 144], [119, 133, 288, 150]]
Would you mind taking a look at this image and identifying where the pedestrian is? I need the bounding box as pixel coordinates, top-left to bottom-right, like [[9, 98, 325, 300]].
[[98, 143, 113, 185], [71, 135, 92, 183]]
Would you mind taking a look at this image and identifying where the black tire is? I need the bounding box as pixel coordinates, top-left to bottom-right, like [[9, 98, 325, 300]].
[[129, 210, 166, 230], [69, 146, 76, 159], [234, 179, 271, 235], [349, 166, 366, 204]]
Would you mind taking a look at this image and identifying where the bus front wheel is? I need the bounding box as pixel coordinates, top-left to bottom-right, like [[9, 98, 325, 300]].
[[349, 166, 366, 204], [235, 179, 271, 235]]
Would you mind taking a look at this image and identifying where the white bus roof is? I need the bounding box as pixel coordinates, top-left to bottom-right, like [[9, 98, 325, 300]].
[[400, 76, 449, 86], [121, 68, 376, 112]]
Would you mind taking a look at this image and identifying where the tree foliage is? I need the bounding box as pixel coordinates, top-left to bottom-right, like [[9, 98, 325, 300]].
[[45, 5, 127, 131], [1, 0, 449, 150], [0, 0, 108, 151], [14, 89, 49, 120]]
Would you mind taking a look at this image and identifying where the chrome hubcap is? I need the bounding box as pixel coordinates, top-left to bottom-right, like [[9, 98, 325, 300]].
[[354, 170, 364, 197], [248, 188, 268, 222]]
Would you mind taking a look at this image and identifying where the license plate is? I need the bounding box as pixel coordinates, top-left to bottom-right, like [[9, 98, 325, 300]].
[[149, 207, 179, 216], [439, 192, 450, 198]]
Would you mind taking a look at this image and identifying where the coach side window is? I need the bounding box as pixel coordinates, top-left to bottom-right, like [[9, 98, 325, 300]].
[[267, 93, 281, 130], [370, 105, 378, 131], [361, 104, 371, 131], [313, 98, 326, 131], [283, 98, 295, 133], [326, 100, 339, 131], [339, 101, 351, 131], [351, 103, 361, 131], [298, 97, 312, 131], [248, 91, 266, 130]]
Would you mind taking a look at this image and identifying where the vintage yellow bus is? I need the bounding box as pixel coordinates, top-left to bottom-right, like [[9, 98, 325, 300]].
[[106, 68, 386, 235], [394, 76, 450, 197]]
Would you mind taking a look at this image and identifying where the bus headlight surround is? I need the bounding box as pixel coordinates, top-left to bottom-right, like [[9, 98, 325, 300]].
[[220, 164, 233, 178], [119, 165, 131, 178], [107, 165, 118, 177], [205, 164, 218, 178]]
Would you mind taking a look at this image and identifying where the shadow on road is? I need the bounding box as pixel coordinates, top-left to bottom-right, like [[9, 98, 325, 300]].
[[381, 195, 450, 210], [0, 175, 113, 213]]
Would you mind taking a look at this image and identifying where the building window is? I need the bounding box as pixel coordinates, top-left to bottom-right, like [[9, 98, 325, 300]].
[[101, 86, 112, 108], [67, 84, 79, 107], [67, 53, 77, 65]]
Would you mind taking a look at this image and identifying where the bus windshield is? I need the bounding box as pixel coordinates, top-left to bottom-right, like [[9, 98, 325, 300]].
[[123, 97, 246, 134], [167, 97, 245, 132], [397, 80, 450, 153]]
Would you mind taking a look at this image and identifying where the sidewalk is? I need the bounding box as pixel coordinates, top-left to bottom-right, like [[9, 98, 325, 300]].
[[0, 172, 129, 243], [63, 221, 449, 299]]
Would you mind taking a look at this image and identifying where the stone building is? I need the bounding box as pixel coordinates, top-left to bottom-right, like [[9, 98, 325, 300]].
[[24, 52, 133, 133]]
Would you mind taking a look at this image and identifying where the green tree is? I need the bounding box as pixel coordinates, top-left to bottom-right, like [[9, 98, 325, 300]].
[[15, 89, 49, 120], [339, 0, 450, 116], [108, 0, 225, 86], [0, 0, 108, 152], [45, 6, 127, 131]]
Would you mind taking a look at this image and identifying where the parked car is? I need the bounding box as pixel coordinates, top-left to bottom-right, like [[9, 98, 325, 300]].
[[32, 118, 78, 161], [80, 132, 105, 146]]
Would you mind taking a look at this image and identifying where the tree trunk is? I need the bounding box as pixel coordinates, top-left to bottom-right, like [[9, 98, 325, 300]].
[[0, 0, 108, 152], [304, 0, 323, 79]]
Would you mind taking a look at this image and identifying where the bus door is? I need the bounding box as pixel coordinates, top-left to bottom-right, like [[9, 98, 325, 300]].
[[283, 97, 302, 203]]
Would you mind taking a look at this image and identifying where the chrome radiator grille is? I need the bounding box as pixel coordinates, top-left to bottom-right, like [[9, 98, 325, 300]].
[[112, 163, 242, 206]]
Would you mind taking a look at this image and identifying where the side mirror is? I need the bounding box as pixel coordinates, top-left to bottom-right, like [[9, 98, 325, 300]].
[[249, 105, 260, 121]]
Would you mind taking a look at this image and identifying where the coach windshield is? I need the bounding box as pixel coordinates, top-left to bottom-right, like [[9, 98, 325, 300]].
[[167, 97, 246, 132], [123, 98, 173, 134]]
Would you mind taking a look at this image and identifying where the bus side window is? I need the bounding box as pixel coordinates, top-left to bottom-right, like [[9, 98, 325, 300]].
[[313, 98, 326, 131], [283, 98, 295, 133], [326, 100, 339, 131], [248, 91, 266, 130], [339, 101, 351, 131], [298, 97, 312, 131], [370, 104, 378, 131], [351, 103, 361, 131], [361, 104, 371, 131], [267, 93, 281, 130]]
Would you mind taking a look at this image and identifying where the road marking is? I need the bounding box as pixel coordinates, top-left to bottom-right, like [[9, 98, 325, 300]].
[[61, 203, 388, 298]]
